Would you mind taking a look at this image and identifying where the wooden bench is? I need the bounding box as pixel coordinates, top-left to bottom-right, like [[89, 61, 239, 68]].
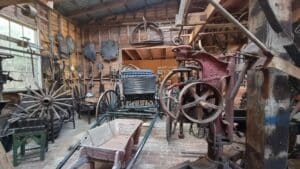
[[71, 119, 142, 169]]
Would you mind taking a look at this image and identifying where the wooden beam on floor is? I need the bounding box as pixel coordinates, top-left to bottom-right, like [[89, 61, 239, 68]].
[[188, 0, 221, 44]]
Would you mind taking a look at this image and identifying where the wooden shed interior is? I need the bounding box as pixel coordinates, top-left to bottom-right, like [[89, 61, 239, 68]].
[[0, 0, 299, 169]]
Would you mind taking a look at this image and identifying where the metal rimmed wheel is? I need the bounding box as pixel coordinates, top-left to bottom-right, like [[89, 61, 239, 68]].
[[95, 90, 121, 119], [159, 68, 200, 120], [179, 81, 224, 124]]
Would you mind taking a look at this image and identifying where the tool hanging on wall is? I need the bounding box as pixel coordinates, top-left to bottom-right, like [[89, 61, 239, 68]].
[[100, 40, 119, 61], [86, 62, 94, 97], [56, 33, 69, 59], [97, 63, 104, 94], [83, 43, 96, 62], [130, 17, 164, 46]]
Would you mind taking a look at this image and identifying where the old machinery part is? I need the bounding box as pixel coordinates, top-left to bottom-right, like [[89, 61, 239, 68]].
[[95, 90, 121, 119], [178, 82, 224, 124], [130, 22, 164, 46], [159, 68, 199, 120], [101, 40, 119, 61], [66, 35, 75, 54], [16, 81, 73, 120], [121, 70, 156, 97], [20, 4, 37, 18], [172, 36, 184, 46], [56, 33, 69, 58], [83, 43, 96, 62]]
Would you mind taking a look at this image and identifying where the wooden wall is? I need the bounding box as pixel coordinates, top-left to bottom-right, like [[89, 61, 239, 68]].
[[79, 1, 180, 96]]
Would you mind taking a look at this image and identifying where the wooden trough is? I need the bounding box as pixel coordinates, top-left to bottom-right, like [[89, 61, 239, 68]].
[[71, 119, 143, 169]]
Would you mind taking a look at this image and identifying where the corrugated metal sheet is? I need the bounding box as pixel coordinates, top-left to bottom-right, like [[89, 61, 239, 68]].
[[55, 0, 168, 22]]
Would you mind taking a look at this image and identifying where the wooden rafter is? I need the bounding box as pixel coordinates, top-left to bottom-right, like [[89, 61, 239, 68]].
[[188, 0, 221, 44]]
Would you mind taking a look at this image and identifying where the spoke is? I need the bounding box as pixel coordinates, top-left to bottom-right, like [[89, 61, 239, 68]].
[[199, 101, 222, 110], [182, 100, 199, 109], [22, 100, 40, 104], [54, 90, 71, 99], [51, 106, 61, 120], [39, 107, 45, 118], [25, 103, 40, 111], [19, 93, 40, 100], [52, 84, 65, 97], [189, 87, 200, 99], [34, 81, 46, 96], [45, 84, 49, 95], [55, 98, 74, 101], [29, 106, 41, 117], [49, 81, 57, 95], [53, 104, 69, 117], [54, 102, 72, 107], [14, 104, 30, 114], [26, 87, 43, 98], [200, 90, 212, 100]]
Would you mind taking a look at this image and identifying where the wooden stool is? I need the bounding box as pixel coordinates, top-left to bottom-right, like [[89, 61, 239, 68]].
[[11, 119, 48, 166], [12, 129, 47, 166]]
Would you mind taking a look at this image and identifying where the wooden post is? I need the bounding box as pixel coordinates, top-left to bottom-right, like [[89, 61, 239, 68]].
[[246, 0, 292, 169]]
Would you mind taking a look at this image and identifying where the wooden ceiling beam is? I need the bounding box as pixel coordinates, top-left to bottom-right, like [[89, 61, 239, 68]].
[[66, 0, 125, 18], [123, 49, 135, 60], [189, 0, 221, 44], [136, 49, 145, 60], [175, 0, 191, 26]]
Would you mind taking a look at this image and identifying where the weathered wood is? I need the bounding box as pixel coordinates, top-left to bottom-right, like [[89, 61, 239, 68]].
[[246, 0, 292, 169], [0, 142, 13, 169], [188, 0, 221, 44], [175, 0, 191, 26]]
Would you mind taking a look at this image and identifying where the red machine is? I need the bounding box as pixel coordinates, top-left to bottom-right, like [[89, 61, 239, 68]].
[[159, 45, 244, 168]]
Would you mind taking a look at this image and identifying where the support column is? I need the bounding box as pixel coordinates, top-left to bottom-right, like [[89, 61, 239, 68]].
[[246, 0, 293, 169]]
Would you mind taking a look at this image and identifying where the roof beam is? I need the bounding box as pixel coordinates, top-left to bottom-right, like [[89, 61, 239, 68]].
[[175, 0, 191, 26], [188, 0, 221, 44], [66, 0, 124, 18], [123, 49, 135, 60]]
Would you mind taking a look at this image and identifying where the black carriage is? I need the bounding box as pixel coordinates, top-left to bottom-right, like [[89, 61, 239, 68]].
[[96, 69, 159, 119]]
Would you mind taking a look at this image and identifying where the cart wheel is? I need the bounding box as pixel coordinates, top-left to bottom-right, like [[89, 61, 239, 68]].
[[179, 82, 224, 124], [96, 90, 121, 119], [159, 68, 199, 120]]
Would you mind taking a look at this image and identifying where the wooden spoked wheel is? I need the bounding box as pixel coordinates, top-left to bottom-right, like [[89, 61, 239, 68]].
[[96, 90, 121, 118]]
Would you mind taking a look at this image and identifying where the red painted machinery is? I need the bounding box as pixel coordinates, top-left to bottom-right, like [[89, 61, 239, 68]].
[[159, 45, 243, 168]]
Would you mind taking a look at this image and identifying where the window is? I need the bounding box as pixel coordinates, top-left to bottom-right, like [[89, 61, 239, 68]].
[[0, 16, 42, 92]]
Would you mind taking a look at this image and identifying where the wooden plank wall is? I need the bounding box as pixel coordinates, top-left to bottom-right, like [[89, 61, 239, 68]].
[[80, 1, 180, 95]]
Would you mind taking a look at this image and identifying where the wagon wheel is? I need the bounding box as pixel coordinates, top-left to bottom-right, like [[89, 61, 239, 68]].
[[96, 90, 121, 118], [179, 82, 224, 124], [159, 68, 199, 120]]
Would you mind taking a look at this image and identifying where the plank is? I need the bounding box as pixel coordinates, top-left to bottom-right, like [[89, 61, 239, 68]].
[[188, 0, 221, 44]]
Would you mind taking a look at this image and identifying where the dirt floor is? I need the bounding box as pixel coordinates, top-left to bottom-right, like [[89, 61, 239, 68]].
[[7, 114, 300, 169]]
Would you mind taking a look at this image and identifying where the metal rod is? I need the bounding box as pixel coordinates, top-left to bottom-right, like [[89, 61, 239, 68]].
[[207, 0, 271, 55], [55, 115, 108, 169], [230, 61, 249, 99], [126, 113, 159, 169]]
